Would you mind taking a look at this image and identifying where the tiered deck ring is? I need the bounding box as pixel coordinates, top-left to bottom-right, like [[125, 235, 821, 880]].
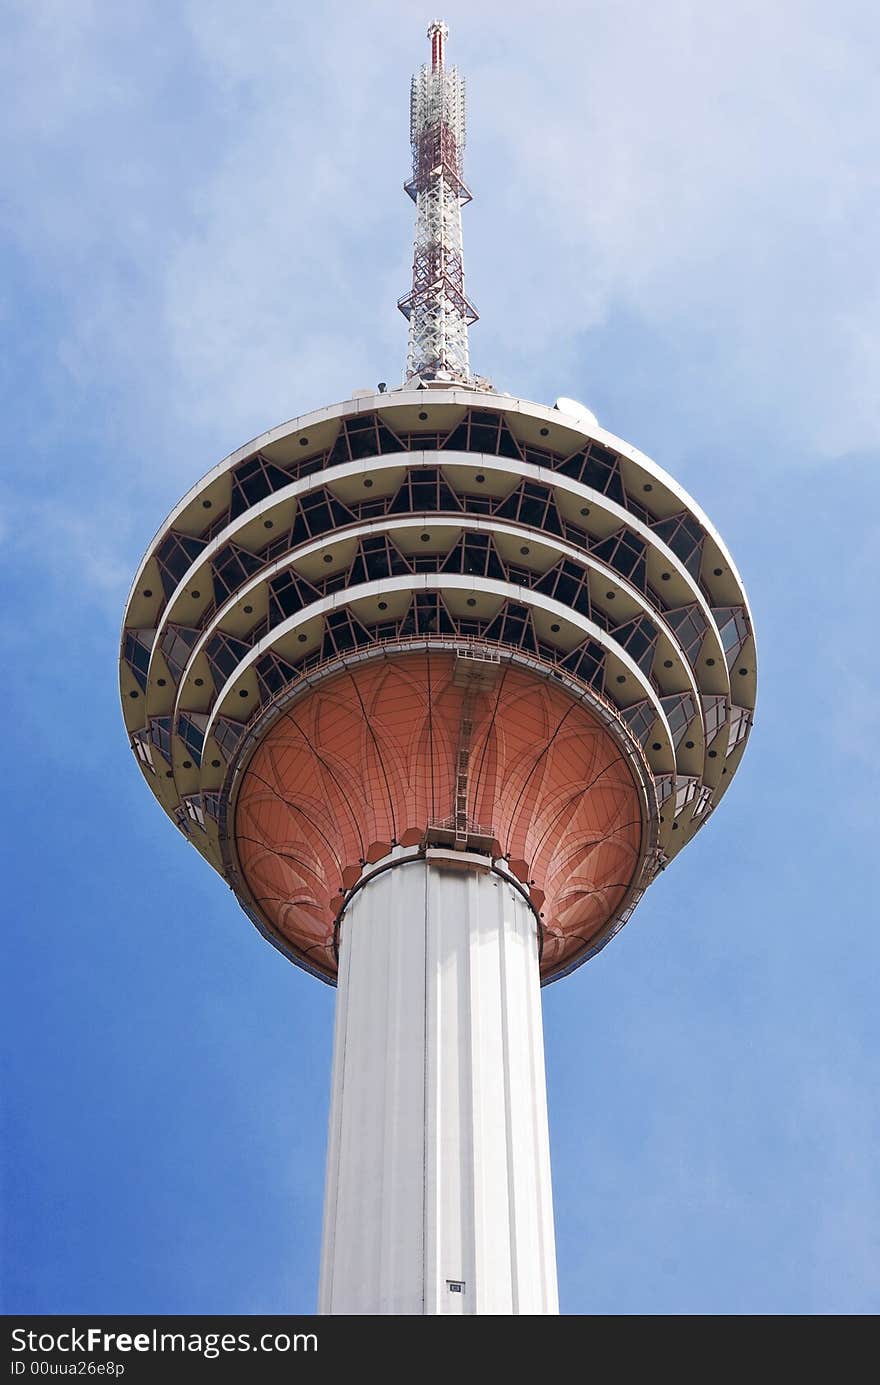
[[120, 388, 756, 985]]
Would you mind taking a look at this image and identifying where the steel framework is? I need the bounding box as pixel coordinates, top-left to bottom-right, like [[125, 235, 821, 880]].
[[398, 21, 478, 385]]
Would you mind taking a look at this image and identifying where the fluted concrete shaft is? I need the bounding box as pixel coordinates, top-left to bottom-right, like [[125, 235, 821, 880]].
[[318, 852, 559, 1315]]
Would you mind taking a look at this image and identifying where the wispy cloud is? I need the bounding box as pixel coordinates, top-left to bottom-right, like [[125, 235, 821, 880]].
[[465, 0, 880, 453], [2, 0, 878, 498]]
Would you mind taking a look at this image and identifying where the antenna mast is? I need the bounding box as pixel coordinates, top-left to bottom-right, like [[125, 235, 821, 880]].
[[398, 21, 479, 386]]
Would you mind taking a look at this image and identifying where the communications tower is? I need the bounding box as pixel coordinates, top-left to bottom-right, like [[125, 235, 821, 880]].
[[120, 21, 756, 1315]]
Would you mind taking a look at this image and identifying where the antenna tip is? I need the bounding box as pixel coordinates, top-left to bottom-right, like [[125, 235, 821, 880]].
[[427, 19, 448, 70]]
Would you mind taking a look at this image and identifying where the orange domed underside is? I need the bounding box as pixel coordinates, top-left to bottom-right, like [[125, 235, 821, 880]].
[[234, 651, 643, 979]]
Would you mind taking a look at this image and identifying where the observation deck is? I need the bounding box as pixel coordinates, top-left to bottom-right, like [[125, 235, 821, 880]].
[[120, 388, 756, 985]]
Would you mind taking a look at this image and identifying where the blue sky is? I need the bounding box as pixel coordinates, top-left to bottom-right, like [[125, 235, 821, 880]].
[[2, 0, 878, 1315]]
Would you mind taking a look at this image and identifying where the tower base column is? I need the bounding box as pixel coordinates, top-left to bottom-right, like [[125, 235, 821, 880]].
[[318, 849, 559, 1315]]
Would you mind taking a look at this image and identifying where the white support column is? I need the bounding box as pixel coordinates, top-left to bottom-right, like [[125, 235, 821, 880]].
[[318, 850, 559, 1316]]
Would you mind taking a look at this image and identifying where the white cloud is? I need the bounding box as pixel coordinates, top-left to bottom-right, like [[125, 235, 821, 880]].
[[166, 0, 880, 455], [1, 0, 877, 579], [462, 0, 880, 453]]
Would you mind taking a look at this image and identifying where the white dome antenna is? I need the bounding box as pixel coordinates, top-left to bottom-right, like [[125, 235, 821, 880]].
[[554, 396, 599, 429]]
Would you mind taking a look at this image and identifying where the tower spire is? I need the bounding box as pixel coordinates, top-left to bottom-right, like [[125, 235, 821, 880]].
[[398, 21, 478, 386]]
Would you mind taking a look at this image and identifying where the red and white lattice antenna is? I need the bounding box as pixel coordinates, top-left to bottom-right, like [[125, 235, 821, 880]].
[[397, 21, 481, 386], [430, 17, 446, 71]]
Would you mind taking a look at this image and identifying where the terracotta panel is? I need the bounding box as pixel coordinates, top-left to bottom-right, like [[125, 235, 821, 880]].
[[235, 651, 643, 979]]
